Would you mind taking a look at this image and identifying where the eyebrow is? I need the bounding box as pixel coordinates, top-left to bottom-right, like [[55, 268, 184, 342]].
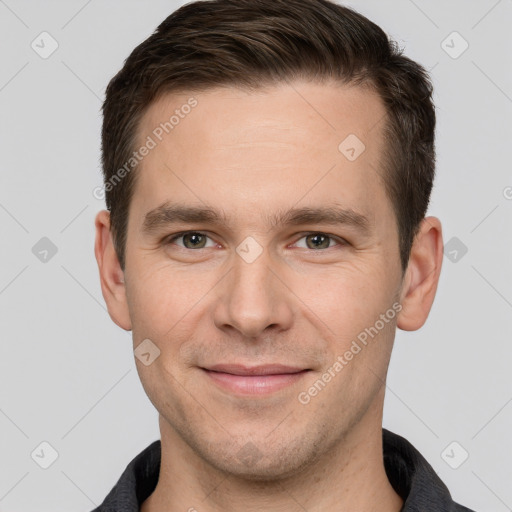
[[141, 202, 372, 236]]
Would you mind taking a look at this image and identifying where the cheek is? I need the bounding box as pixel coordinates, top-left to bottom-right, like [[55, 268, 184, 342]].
[[293, 264, 393, 336], [127, 263, 214, 335], [293, 266, 399, 391]]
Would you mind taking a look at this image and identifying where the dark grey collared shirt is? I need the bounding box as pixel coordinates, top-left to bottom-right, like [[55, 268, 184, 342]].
[[91, 428, 476, 511]]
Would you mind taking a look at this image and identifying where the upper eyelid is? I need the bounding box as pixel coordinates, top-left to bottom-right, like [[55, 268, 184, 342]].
[[167, 231, 210, 241]]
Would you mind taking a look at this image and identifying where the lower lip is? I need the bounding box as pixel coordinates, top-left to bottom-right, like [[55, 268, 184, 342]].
[[202, 369, 309, 395]]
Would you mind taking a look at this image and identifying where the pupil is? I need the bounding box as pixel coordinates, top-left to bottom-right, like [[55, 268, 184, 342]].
[[186, 233, 204, 248], [309, 234, 328, 249]]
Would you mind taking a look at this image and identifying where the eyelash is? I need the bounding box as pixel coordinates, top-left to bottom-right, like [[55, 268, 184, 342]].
[[165, 231, 347, 250]]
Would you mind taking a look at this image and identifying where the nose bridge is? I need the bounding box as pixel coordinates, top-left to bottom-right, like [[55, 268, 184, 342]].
[[213, 247, 292, 338]]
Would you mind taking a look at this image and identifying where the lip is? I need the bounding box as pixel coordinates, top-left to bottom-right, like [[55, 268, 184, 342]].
[[201, 364, 310, 395], [206, 364, 307, 376]]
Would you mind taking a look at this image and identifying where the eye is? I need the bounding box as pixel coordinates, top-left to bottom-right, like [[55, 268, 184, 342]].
[[292, 233, 345, 250], [167, 231, 218, 249]]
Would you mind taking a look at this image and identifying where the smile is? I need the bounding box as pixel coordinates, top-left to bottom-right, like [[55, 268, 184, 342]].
[[201, 364, 311, 395]]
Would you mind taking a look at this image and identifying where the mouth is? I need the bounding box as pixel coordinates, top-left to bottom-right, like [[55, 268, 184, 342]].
[[201, 364, 311, 395]]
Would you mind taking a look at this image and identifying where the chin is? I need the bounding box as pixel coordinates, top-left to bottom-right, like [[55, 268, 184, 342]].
[[199, 433, 325, 482]]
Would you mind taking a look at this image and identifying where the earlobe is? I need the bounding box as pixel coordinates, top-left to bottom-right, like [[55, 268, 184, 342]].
[[94, 210, 132, 331], [396, 216, 443, 332]]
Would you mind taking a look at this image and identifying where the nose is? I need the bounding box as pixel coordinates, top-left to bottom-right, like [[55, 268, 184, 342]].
[[212, 248, 294, 339]]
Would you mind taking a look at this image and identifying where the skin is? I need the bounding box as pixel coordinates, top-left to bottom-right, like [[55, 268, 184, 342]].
[[95, 80, 443, 511]]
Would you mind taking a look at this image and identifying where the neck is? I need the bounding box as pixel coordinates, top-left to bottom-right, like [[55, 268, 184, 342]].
[[141, 396, 403, 512]]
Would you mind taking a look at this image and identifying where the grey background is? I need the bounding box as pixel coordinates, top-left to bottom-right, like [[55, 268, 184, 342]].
[[0, 0, 511, 510]]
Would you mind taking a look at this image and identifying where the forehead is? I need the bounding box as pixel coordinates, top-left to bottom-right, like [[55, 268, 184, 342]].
[[140, 81, 385, 151], [131, 81, 392, 232]]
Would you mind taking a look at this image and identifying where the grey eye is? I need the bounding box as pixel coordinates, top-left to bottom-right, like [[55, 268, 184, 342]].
[[297, 233, 336, 250], [181, 233, 207, 249]]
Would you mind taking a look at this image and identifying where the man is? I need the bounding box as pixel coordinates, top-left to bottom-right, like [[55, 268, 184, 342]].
[[93, 0, 476, 510]]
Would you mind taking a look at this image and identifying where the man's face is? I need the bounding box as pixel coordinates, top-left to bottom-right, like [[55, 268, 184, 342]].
[[120, 81, 405, 477]]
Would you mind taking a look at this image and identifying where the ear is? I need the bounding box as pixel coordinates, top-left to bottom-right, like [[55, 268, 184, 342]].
[[94, 210, 132, 331], [396, 216, 443, 331]]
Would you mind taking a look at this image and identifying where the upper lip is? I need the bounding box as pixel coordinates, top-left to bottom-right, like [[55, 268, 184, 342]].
[[203, 364, 308, 376]]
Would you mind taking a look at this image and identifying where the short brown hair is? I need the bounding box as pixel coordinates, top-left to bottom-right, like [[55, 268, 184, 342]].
[[101, 0, 436, 274]]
